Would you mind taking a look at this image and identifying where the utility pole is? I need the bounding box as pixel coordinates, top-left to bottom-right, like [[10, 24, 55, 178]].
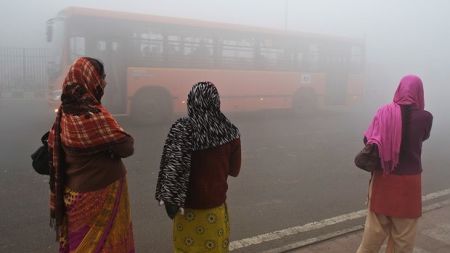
[[284, 0, 288, 30]]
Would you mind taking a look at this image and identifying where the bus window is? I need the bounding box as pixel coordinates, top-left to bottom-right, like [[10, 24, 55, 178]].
[[306, 44, 320, 71], [260, 39, 285, 69], [182, 36, 194, 56], [69, 36, 86, 61], [167, 35, 182, 55], [163, 34, 183, 67], [281, 41, 298, 70], [139, 33, 151, 57], [92, 38, 127, 113], [96, 40, 107, 51], [130, 29, 164, 66], [149, 32, 164, 54], [139, 32, 163, 57], [351, 46, 362, 64], [221, 36, 254, 69], [180, 31, 215, 67], [350, 46, 363, 72], [183, 36, 207, 56], [47, 18, 65, 83], [295, 52, 304, 69]]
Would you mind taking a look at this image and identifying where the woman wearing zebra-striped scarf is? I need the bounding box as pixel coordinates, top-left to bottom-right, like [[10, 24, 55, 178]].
[[156, 81, 241, 253]]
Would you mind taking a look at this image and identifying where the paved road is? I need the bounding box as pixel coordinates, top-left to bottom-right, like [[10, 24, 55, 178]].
[[291, 201, 450, 253], [1, 99, 449, 252]]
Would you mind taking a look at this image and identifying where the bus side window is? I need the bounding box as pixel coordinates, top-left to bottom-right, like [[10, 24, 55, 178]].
[[132, 30, 164, 66], [112, 42, 119, 52], [69, 36, 86, 61], [167, 35, 181, 55], [261, 39, 286, 70], [350, 46, 363, 73], [97, 41, 107, 51], [282, 43, 297, 70], [139, 32, 152, 57], [89, 40, 107, 60], [297, 52, 304, 69], [307, 44, 320, 71], [209, 33, 254, 69], [150, 32, 164, 55], [254, 39, 266, 69], [182, 33, 214, 67]]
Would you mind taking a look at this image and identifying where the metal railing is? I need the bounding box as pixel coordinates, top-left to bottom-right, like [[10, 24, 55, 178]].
[[0, 48, 50, 97]]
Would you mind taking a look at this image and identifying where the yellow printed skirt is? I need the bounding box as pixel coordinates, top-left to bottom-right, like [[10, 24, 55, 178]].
[[59, 177, 135, 253], [173, 204, 230, 253]]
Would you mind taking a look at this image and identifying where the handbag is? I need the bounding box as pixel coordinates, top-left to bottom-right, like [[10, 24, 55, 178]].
[[31, 131, 50, 175], [354, 143, 381, 172]]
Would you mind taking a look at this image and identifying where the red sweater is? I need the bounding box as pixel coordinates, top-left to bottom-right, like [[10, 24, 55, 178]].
[[184, 138, 241, 209]]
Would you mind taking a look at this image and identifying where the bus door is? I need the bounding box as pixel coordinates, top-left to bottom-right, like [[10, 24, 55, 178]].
[[324, 46, 349, 105], [88, 38, 128, 114]]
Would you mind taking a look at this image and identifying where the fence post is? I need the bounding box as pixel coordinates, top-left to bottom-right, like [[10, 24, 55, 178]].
[[0, 47, 49, 98]]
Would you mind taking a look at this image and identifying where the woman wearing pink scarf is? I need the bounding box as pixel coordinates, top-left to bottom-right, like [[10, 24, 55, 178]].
[[357, 75, 433, 253]]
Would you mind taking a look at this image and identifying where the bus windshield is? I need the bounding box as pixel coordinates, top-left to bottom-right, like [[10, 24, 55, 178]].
[[46, 17, 65, 83]]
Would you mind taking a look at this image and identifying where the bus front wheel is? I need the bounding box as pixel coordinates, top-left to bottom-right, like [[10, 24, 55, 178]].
[[131, 88, 172, 125]]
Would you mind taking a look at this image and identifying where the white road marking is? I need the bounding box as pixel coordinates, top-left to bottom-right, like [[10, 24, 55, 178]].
[[251, 198, 450, 253], [422, 188, 450, 201], [422, 224, 450, 244], [380, 245, 430, 253], [230, 210, 367, 250], [412, 248, 430, 253], [259, 225, 363, 253], [229, 188, 450, 251]]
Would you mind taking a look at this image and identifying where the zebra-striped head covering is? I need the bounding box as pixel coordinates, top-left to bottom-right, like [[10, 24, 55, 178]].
[[187, 81, 240, 151], [156, 81, 240, 209]]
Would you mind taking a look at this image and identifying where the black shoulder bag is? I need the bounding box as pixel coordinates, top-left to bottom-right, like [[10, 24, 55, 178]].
[[31, 131, 50, 175], [354, 143, 381, 172]]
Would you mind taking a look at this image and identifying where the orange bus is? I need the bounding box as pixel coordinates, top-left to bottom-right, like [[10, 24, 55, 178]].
[[46, 7, 364, 124]]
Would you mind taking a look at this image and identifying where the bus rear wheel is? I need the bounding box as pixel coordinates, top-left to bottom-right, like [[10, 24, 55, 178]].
[[131, 88, 172, 125], [292, 88, 318, 115]]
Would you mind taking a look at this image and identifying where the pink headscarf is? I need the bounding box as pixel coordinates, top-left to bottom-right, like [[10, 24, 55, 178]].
[[364, 75, 424, 173]]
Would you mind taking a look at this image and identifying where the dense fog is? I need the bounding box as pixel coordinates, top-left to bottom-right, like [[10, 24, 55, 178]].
[[1, 1, 449, 252]]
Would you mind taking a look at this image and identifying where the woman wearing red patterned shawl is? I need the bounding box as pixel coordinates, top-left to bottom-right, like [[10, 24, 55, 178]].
[[48, 57, 135, 253], [357, 75, 433, 253]]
